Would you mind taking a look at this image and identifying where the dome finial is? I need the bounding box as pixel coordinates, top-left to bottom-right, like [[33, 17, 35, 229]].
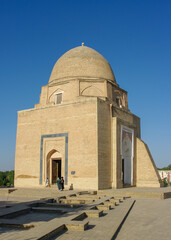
[[82, 42, 84, 46]]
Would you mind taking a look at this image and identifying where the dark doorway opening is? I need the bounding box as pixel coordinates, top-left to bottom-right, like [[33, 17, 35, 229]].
[[52, 159, 61, 184], [122, 159, 124, 184]]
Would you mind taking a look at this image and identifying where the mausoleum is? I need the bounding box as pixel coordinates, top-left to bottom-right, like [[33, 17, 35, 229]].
[[15, 44, 161, 189]]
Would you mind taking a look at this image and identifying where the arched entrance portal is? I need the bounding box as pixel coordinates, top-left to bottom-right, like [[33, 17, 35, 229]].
[[46, 150, 62, 185], [121, 126, 134, 186], [52, 159, 61, 183]]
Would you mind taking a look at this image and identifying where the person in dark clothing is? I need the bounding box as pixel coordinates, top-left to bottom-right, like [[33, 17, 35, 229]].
[[61, 177, 64, 191]]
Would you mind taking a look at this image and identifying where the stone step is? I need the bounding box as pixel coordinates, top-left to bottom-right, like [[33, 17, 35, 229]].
[[0, 219, 34, 229], [65, 220, 89, 231], [77, 191, 90, 195], [37, 202, 83, 208], [65, 197, 95, 201], [103, 201, 116, 207], [31, 207, 66, 214], [60, 199, 94, 204], [86, 210, 103, 218], [113, 196, 126, 200], [96, 205, 111, 211], [75, 195, 101, 200], [0, 205, 31, 219], [110, 198, 121, 203], [72, 212, 87, 221]]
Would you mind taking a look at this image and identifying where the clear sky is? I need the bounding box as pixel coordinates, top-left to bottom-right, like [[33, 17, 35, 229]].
[[0, 0, 171, 171]]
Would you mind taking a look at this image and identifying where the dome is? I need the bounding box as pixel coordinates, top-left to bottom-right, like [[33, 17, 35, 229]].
[[49, 45, 116, 84]]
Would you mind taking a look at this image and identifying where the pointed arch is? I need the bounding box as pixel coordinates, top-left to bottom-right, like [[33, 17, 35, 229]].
[[49, 88, 64, 99], [46, 149, 62, 184], [81, 85, 103, 96], [40, 133, 68, 185], [46, 149, 57, 180]]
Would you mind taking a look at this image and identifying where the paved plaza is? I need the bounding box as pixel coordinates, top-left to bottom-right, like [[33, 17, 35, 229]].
[[0, 187, 171, 239], [116, 198, 171, 240]]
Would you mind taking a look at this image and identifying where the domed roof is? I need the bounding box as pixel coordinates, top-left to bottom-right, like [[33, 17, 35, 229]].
[[49, 45, 116, 83]]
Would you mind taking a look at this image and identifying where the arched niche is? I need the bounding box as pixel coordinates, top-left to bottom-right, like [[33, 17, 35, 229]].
[[46, 149, 62, 184], [81, 85, 103, 96], [48, 88, 64, 104]]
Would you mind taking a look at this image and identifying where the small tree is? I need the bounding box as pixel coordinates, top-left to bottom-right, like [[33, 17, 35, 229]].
[[0, 171, 14, 187]]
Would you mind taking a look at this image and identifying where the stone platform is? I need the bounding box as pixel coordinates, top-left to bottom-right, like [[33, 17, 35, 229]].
[[99, 186, 171, 199], [1, 186, 171, 200]]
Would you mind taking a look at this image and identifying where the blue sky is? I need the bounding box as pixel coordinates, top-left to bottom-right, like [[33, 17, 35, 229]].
[[0, 0, 171, 171]]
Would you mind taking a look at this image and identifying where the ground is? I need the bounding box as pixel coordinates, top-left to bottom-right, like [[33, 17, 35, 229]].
[[0, 187, 171, 239], [116, 198, 171, 240]]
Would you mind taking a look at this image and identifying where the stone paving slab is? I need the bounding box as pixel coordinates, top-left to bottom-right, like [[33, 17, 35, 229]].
[[115, 198, 171, 240], [0, 220, 34, 229], [0, 211, 68, 240], [0, 188, 17, 196], [0, 204, 31, 219], [0, 226, 28, 239]]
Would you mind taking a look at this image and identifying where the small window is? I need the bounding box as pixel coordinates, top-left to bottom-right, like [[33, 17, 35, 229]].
[[54, 93, 62, 104], [116, 97, 120, 107], [116, 97, 122, 108]]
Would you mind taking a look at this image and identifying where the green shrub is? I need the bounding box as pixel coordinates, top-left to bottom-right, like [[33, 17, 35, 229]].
[[0, 171, 14, 187], [162, 177, 168, 187]]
